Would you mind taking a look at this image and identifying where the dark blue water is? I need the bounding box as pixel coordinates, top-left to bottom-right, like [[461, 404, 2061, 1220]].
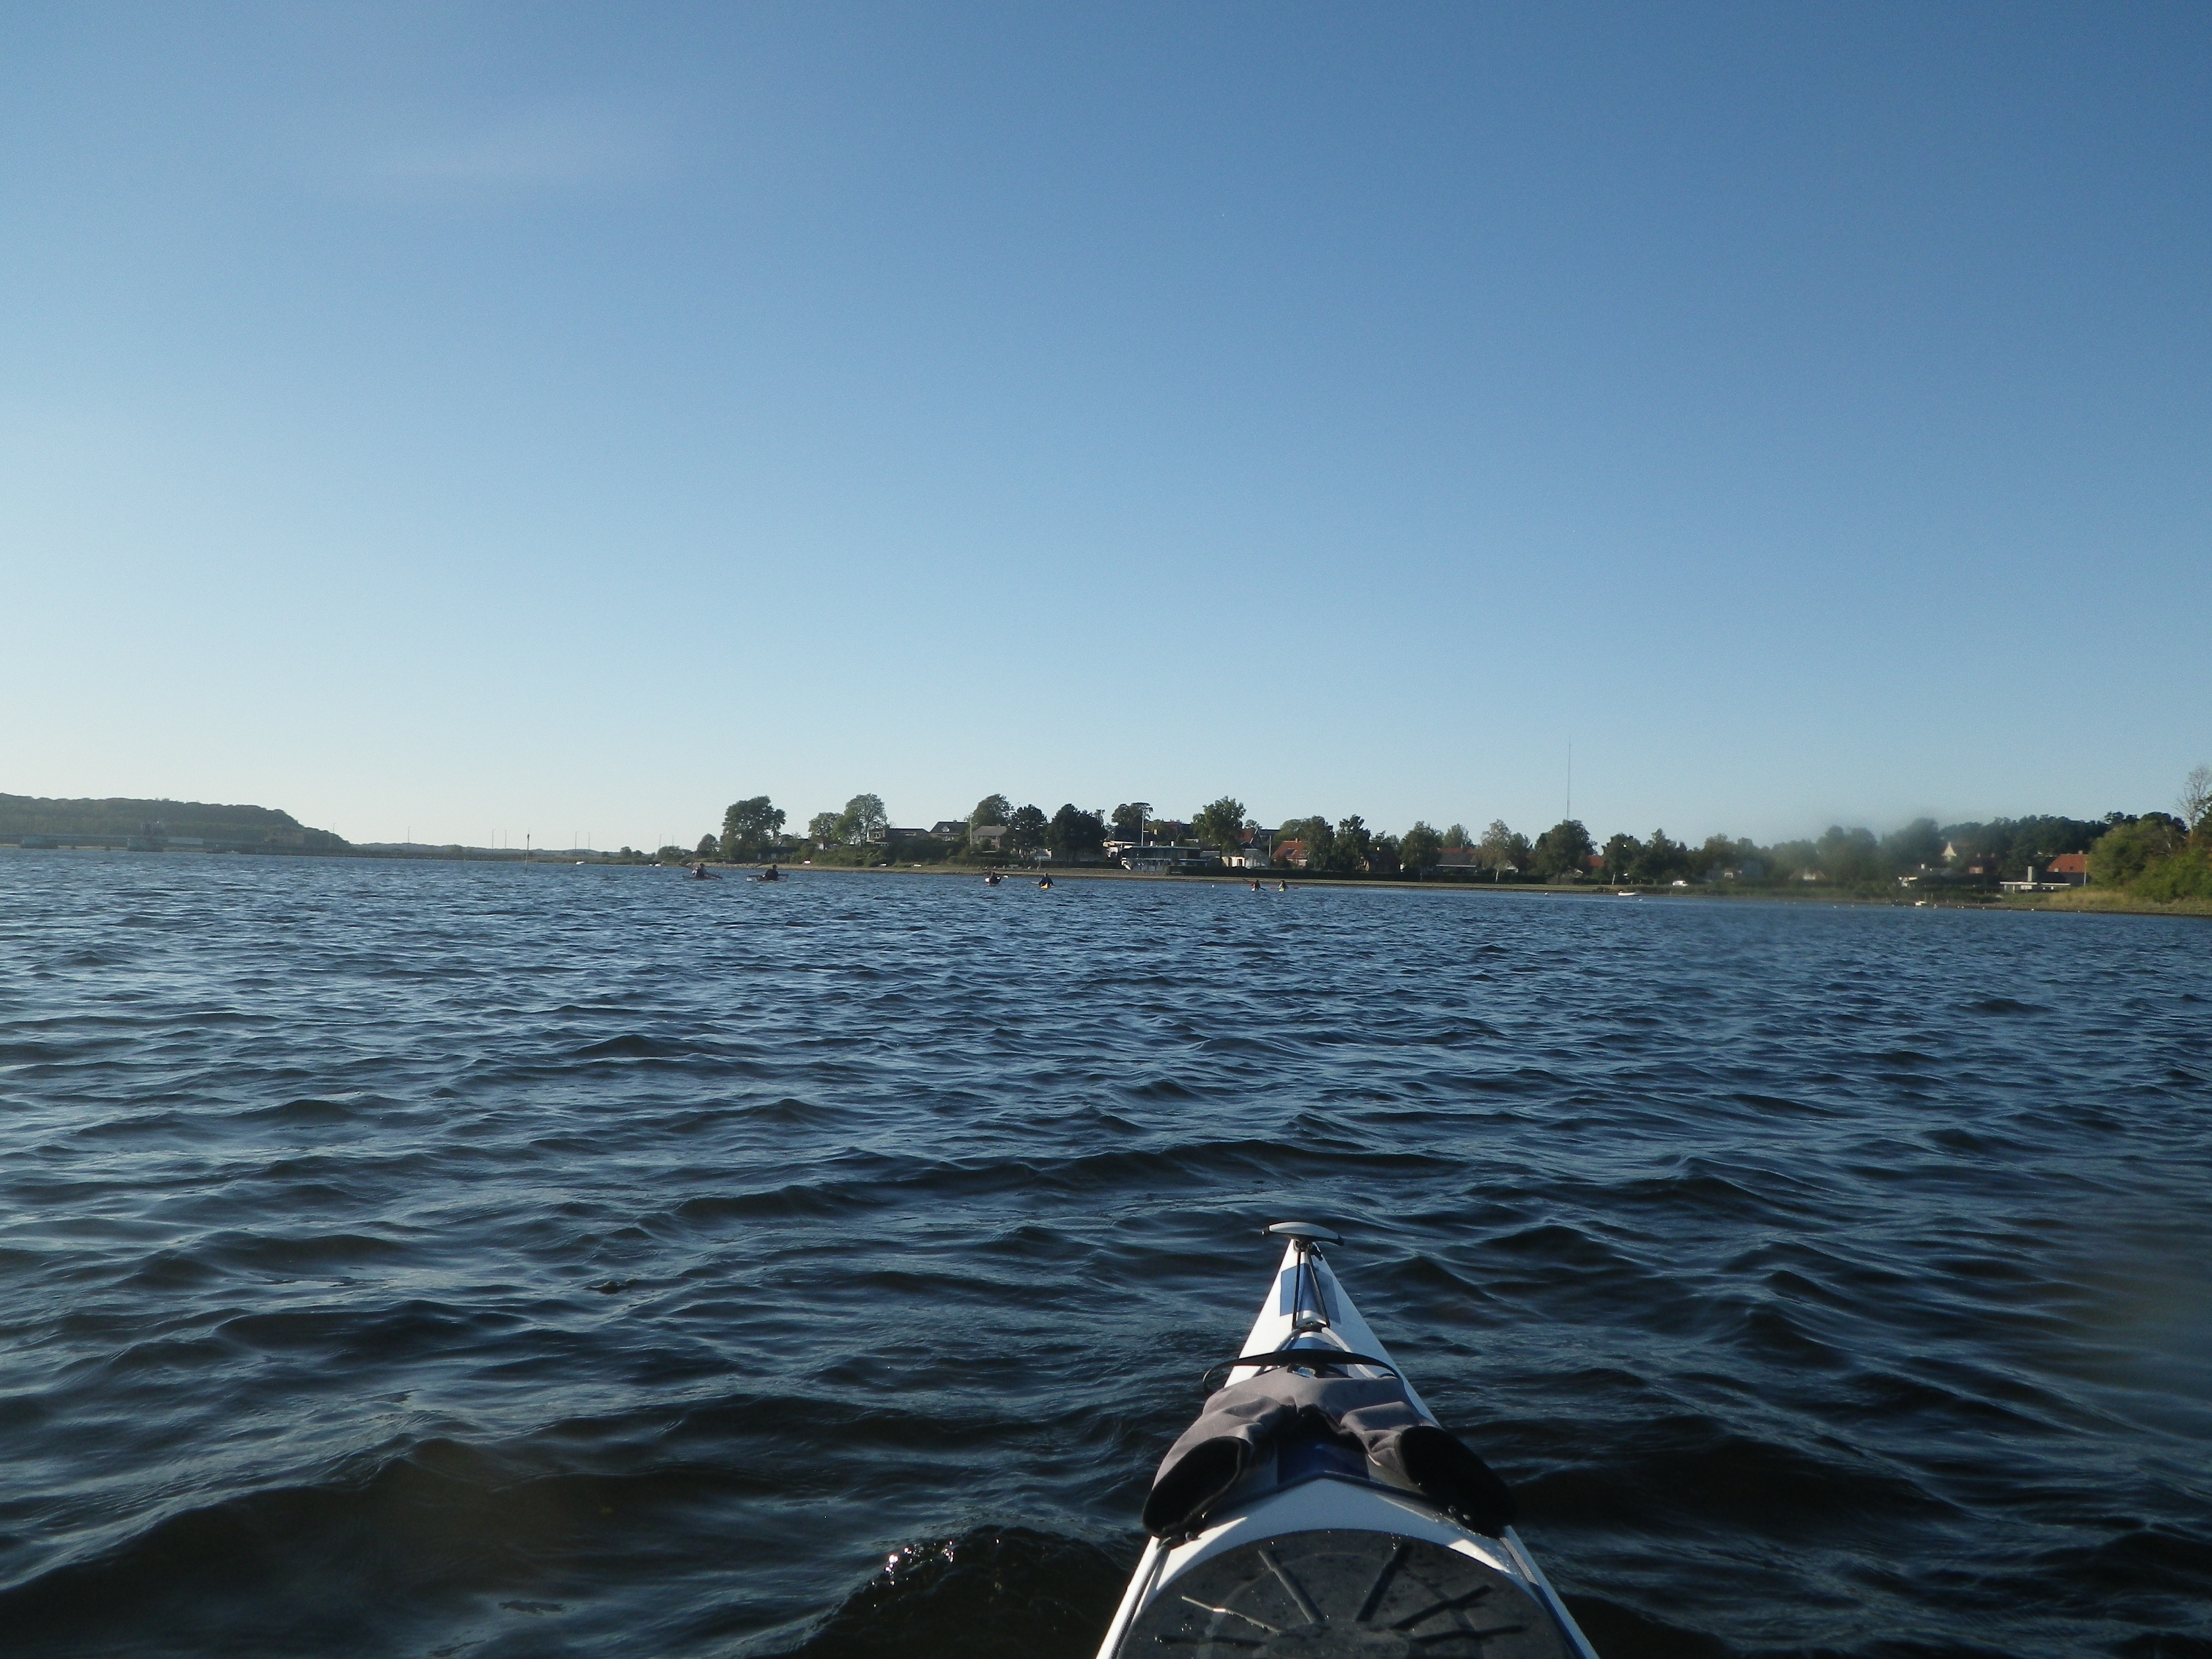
[[2, 855, 2206, 1658]]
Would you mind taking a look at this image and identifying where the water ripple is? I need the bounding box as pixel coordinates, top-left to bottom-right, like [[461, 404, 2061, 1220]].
[[0, 855, 2206, 1657]]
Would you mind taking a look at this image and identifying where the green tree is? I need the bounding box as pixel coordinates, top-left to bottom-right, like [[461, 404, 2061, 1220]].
[[695, 834, 718, 858], [1476, 820, 1520, 879], [1768, 838, 1818, 879], [969, 794, 1012, 834], [1531, 820, 1594, 881], [1633, 829, 1687, 884], [1817, 825, 1881, 885], [1047, 803, 1107, 860], [2134, 845, 2212, 899], [1005, 803, 1049, 854], [720, 796, 787, 861], [1881, 817, 1944, 874], [1600, 833, 1642, 881], [1442, 823, 1470, 849], [1275, 815, 1332, 868], [1695, 834, 1750, 878], [1400, 821, 1443, 876], [842, 793, 888, 845], [2089, 816, 2187, 887], [807, 810, 842, 845], [1193, 796, 1246, 853], [1940, 823, 1985, 866], [1326, 815, 1372, 873], [1111, 802, 1150, 841], [1943, 820, 2008, 875]]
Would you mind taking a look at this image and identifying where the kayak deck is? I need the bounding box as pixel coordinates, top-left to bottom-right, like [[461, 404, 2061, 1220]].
[[1096, 1231, 1599, 1658]]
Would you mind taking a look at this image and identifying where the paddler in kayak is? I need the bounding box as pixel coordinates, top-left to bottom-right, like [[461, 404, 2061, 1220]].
[[1037, 874, 1053, 889], [758, 864, 780, 882]]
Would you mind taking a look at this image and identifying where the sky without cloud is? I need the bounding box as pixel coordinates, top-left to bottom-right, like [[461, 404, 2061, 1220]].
[[4, 4, 2207, 849]]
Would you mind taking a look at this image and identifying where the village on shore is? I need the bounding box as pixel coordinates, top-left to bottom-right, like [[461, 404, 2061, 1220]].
[[667, 779, 2212, 905]]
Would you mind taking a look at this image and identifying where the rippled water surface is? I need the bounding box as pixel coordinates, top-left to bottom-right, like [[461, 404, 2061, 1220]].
[[2, 854, 2207, 1658]]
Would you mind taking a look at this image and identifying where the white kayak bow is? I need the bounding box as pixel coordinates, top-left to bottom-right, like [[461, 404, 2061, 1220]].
[[1096, 1225, 1601, 1659]]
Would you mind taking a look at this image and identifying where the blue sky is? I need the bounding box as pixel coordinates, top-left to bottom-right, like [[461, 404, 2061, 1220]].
[[5, 4, 2206, 849]]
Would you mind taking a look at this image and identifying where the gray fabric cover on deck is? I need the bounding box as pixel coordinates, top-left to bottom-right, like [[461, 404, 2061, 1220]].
[[1142, 1368, 1516, 1538]]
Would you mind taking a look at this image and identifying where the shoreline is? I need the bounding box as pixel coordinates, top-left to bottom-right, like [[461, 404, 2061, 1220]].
[[9, 843, 2203, 917], [713, 858, 2212, 917]]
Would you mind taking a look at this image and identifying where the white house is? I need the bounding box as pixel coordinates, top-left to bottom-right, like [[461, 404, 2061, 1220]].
[[1121, 844, 1219, 874], [1225, 831, 1273, 869]]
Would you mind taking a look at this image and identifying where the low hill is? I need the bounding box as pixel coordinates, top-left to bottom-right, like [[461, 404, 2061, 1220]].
[[0, 793, 347, 849]]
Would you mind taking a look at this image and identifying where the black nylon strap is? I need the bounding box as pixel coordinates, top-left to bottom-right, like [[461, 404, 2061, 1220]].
[[1200, 1348, 1399, 1390]]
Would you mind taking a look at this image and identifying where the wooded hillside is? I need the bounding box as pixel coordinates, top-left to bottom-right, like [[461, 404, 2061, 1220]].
[[0, 794, 345, 848]]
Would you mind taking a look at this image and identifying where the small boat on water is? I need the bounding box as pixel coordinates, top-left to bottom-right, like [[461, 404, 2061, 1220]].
[[1096, 1224, 1599, 1659]]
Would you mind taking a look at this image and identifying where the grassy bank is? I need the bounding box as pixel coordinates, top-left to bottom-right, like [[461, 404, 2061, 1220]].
[[2018, 886, 2212, 918]]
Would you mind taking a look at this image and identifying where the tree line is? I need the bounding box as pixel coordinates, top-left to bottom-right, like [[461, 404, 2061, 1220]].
[[680, 763, 2212, 897], [2083, 763, 2212, 900]]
